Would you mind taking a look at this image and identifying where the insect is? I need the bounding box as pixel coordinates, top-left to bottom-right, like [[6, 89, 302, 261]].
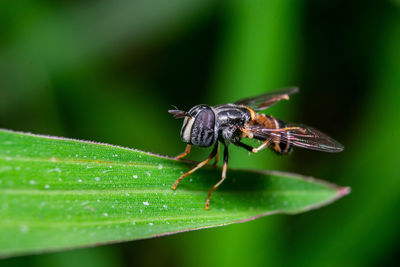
[[168, 87, 344, 210]]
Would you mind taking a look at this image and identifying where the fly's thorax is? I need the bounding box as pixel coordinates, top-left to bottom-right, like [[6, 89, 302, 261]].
[[214, 104, 252, 127], [180, 104, 217, 147], [214, 104, 252, 144]]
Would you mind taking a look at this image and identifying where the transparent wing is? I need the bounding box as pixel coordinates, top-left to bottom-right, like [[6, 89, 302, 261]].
[[248, 123, 344, 153], [234, 87, 299, 111]]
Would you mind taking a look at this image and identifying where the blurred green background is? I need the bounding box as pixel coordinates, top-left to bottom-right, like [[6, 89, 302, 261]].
[[1, 0, 400, 266]]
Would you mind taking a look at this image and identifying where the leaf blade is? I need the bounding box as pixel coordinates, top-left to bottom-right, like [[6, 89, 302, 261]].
[[0, 129, 349, 257]]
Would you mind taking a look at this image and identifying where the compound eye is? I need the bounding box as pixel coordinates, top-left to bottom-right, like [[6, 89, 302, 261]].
[[191, 109, 215, 147]]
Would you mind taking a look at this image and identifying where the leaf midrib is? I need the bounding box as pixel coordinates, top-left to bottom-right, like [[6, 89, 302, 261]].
[[0, 188, 333, 195]]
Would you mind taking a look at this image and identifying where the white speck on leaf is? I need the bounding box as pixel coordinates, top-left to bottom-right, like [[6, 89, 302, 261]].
[[163, 205, 168, 209], [29, 180, 36, 185], [20, 225, 29, 233], [149, 222, 153, 226], [133, 175, 138, 179], [143, 201, 149, 206], [158, 164, 163, 170], [48, 167, 61, 173], [78, 179, 82, 183], [103, 213, 108, 217], [95, 177, 100, 181], [146, 172, 151, 177], [44, 184, 50, 189]]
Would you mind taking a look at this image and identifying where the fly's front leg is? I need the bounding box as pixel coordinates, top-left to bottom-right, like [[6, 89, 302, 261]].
[[172, 143, 219, 190], [205, 145, 229, 210], [174, 144, 192, 160]]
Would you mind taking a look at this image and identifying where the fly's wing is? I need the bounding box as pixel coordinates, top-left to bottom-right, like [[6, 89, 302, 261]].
[[248, 123, 344, 152], [234, 87, 299, 111]]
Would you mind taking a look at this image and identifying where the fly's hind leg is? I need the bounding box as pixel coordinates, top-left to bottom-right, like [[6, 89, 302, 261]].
[[174, 144, 192, 160], [235, 141, 255, 153], [252, 139, 272, 153], [205, 145, 229, 210], [235, 140, 271, 154], [172, 143, 219, 190]]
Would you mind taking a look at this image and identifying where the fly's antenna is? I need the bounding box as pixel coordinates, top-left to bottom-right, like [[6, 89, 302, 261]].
[[168, 106, 189, 119]]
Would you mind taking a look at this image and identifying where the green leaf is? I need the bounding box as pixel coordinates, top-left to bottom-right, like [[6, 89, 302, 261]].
[[0, 129, 349, 257]]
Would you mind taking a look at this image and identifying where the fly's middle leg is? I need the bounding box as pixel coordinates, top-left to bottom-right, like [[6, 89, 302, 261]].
[[211, 143, 220, 167], [205, 145, 229, 210]]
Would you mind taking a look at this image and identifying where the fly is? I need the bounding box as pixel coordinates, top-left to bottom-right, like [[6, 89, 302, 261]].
[[168, 87, 344, 209]]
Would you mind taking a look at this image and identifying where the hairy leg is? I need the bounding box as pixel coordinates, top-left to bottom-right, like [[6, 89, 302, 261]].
[[174, 144, 192, 160], [205, 145, 229, 210], [171, 143, 219, 190]]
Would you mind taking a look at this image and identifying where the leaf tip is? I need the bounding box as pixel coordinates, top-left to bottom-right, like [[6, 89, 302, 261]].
[[337, 186, 351, 198]]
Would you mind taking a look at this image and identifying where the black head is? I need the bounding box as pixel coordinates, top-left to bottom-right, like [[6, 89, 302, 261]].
[[169, 105, 217, 147]]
